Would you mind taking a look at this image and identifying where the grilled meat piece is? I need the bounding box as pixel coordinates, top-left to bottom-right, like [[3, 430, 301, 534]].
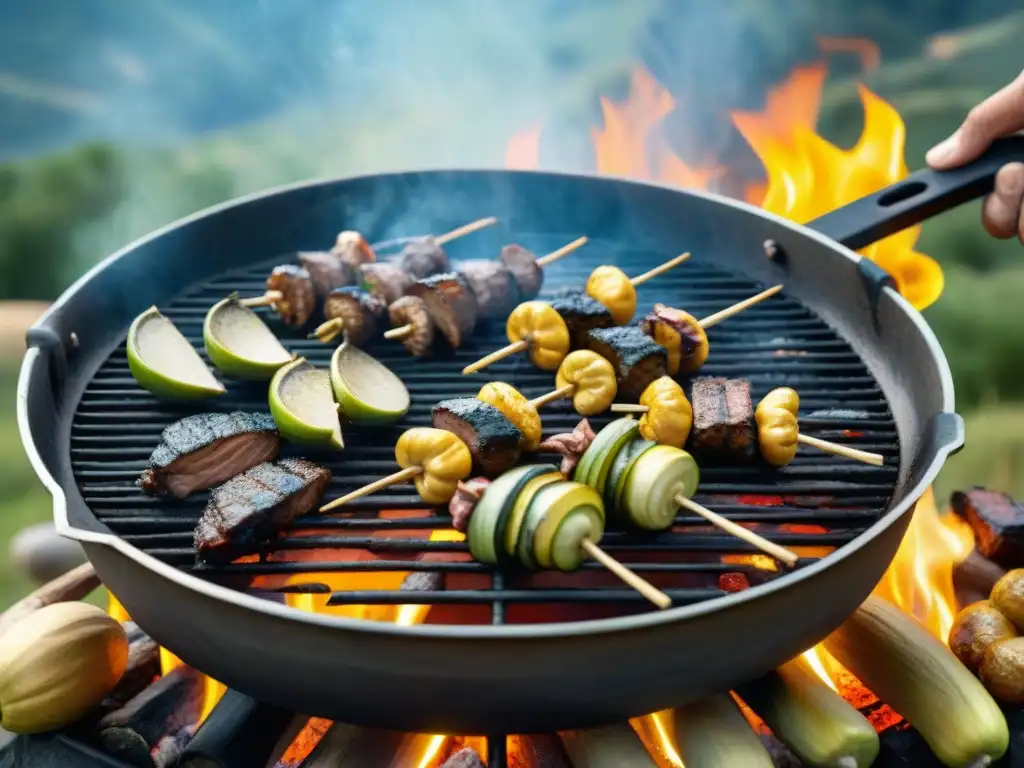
[[585, 326, 667, 401], [266, 265, 316, 327], [432, 397, 522, 476], [331, 231, 376, 270], [194, 458, 331, 563], [408, 272, 479, 348], [688, 377, 757, 461], [499, 244, 543, 300], [550, 290, 615, 349], [298, 251, 354, 297], [323, 287, 387, 347], [450, 477, 491, 532], [397, 237, 449, 278], [538, 419, 596, 478], [359, 262, 413, 305], [951, 488, 1024, 567], [457, 260, 519, 319], [388, 295, 435, 357], [138, 412, 279, 499]]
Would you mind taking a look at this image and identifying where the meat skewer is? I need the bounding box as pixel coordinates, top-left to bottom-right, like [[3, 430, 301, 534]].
[[640, 284, 783, 375], [308, 287, 388, 345], [462, 252, 690, 375]]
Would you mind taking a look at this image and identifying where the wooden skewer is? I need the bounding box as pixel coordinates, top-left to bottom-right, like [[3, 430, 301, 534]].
[[536, 235, 588, 267], [698, 284, 783, 329], [797, 434, 884, 466], [239, 290, 284, 308], [433, 217, 499, 245], [384, 324, 412, 340], [319, 466, 423, 513], [580, 539, 672, 610], [529, 384, 575, 409], [675, 495, 800, 567], [608, 404, 649, 414], [629, 252, 691, 287], [309, 318, 344, 343], [462, 339, 529, 374]]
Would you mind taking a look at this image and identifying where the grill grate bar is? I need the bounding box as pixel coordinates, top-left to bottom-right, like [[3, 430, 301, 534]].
[[325, 588, 727, 605]]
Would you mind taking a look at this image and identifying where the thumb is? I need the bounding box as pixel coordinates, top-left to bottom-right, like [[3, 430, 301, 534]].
[[927, 72, 1024, 169]]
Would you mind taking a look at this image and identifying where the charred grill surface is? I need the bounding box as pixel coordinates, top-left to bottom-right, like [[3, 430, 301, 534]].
[[323, 287, 387, 347], [584, 326, 668, 401], [549, 291, 615, 349], [432, 397, 523, 476], [138, 412, 279, 499]]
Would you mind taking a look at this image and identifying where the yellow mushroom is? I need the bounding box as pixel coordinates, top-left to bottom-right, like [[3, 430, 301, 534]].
[[585, 265, 637, 325], [755, 406, 799, 467], [477, 382, 542, 451], [640, 304, 709, 375], [555, 350, 618, 416], [506, 301, 571, 371], [757, 386, 800, 418], [395, 427, 473, 504], [637, 376, 693, 448]]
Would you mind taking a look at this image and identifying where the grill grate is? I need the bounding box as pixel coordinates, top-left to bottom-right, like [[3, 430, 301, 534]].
[[70, 236, 899, 624]]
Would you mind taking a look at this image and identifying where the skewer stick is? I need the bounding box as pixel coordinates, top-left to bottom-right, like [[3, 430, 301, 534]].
[[529, 384, 575, 409], [384, 324, 413, 340], [675, 495, 799, 567], [797, 434, 884, 466], [239, 290, 284, 308], [319, 466, 424, 513], [698, 284, 782, 329], [309, 318, 344, 344], [580, 539, 672, 610], [629, 253, 691, 287], [535, 236, 588, 267], [434, 217, 499, 245], [608, 404, 649, 414], [462, 339, 528, 374]]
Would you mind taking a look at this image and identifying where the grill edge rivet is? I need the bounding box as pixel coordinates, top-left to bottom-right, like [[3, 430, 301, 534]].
[[69, 332, 79, 350]]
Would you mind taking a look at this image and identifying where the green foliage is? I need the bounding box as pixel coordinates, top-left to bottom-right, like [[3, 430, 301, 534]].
[[936, 404, 1024, 506]]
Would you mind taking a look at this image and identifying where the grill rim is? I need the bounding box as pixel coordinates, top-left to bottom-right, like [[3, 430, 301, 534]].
[[19, 166, 959, 641]]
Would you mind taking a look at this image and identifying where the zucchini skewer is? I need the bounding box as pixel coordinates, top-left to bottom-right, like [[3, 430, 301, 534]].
[[674, 693, 774, 768], [561, 723, 659, 767]]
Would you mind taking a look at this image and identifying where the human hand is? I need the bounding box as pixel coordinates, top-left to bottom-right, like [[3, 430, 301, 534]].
[[926, 72, 1024, 242]]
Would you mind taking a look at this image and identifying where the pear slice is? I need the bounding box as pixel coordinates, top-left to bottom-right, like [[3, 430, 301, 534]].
[[329, 343, 410, 426], [204, 296, 293, 380], [127, 306, 225, 400], [269, 357, 344, 449]]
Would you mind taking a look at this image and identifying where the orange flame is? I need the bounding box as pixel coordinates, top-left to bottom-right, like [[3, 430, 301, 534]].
[[505, 124, 542, 170]]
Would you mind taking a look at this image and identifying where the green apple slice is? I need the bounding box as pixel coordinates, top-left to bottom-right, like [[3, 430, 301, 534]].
[[329, 343, 410, 426], [269, 357, 344, 449], [127, 306, 225, 400], [204, 296, 293, 380]]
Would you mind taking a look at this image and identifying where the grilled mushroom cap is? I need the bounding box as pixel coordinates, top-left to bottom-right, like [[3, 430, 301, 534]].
[[398, 237, 449, 278], [359, 262, 413, 305], [388, 296, 435, 357], [323, 287, 387, 347], [331, 231, 377, 270], [499, 244, 543, 299], [298, 251, 354, 297], [266, 265, 316, 327], [408, 272, 479, 348], [457, 260, 519, 320]]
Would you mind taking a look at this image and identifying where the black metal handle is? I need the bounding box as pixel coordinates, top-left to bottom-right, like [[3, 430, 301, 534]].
[[808, 135, 1024, 249]]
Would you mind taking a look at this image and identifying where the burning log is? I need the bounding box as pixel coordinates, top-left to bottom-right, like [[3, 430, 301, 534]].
[[99, 622, 160, 713], [0, 562, 99, 636], [441, 746, 486, 768], [177, 689, 293, 768], [560, 724, 658, 767], [954, 550, 1008, 608], [97, 665, 204, 767], [152, 724, 196, 768], [516, 734, 572, 768], [298, 722, 402, 767], [951, 488, 1024, 567]]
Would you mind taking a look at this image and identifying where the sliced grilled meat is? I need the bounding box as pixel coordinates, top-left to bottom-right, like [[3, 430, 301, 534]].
[[331, 231, 376, 270], [139, 412, 279, 499], [397, 237, 449, 278], [499, 244, 543, 299], [388, 295, 435, 357], [408, 272, 479, 348], [194, 458, 331, 564], [359, 262, 413, 305], [585, 326, 667, 401], [266, 265, 316, 327], [688, 377, 757, 461], [323, 287, 387, 347], [550, 290, 615, 349], [432, 397, 522, 476], [457, 260, 519, 319], [298, 251, 354, 297]]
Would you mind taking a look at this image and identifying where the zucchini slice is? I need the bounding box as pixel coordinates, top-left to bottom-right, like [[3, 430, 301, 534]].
[[621, 445, 700, 530], [604, 436, 657, 520], [505, 471, 563, 558], [468, 464, 557, 565], [573, 417, 639, 492], [551, 506, 605, 571], [519, 481, 605, 570]]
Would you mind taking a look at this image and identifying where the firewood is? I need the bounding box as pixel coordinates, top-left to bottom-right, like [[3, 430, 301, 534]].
[[441, 746, 486, 768], [98, 622, 160, 713], [954, 550, 1008, 608], [0, 562, 99, 636], [299, 722, 402, 767], [153, 724, 196, 768], [517, 734, 572, 768], [177, 689, 293, 768], [97, 665, 203, 766], [951, 488, 1024, 567]]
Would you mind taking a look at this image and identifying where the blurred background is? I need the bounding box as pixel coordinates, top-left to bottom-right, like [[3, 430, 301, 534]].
[[1, 0, 1022, 608]]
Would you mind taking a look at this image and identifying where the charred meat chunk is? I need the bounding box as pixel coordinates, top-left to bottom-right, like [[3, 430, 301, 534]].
[[457, 260, 519, 320], [138, 412, 279, 499], [298, 251, 354, 297], [388, 295, 435, 357], [585, 326, 667, 401], [499, 244, 543, 300], [450, 477, 491, 532], [688, 377, 757, 461], [432, 397, 522, 476], [397, 237, 449, 278], [266, 265, 316, 327], [538, 419, 597, 478], [550, 290, 615, 349], [359, 262, 413, 305], [951, 488, 1024, 567], [331, 231, 376, 270], [408, 272, 479, 348], [323, 287, 387, 347], [194, 458, 331, 564]]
